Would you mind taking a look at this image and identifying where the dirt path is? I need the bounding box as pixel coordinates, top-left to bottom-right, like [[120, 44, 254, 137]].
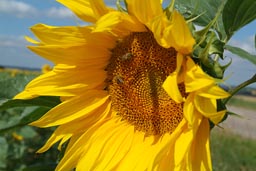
[[217, 105, 256, 139]]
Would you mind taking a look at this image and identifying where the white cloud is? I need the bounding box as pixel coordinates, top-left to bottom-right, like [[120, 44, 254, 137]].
[[228, 36, 256, 55], [0, 0, 75, 19], [0, 34, 52, 68], [0, 35, 27, 47], [225, 35, 256, 67], [223, 36, 256, 87], [0, 0, 37, 18], [45, 7, 74, 19]]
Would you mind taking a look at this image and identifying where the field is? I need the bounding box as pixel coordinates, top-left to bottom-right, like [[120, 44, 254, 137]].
[[211, 128, 256, 171], [0, 68, 256, 171], [210, 96, 256, 171]]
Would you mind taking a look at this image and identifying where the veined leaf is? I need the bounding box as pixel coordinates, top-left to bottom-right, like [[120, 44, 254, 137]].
[[0, 96, 60, 112], [0, 96, 60, 134], [175, 0, 224, 25], [225, 45, 256, 65], [175, 0, 227, 40], [223, 0, 256, 40]]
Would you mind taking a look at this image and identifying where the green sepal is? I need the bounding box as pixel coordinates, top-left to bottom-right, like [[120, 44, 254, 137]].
[[226, 111, 243, 118], [209, 38, 225, 59]]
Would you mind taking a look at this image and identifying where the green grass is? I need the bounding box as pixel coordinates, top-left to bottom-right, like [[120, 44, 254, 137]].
[[211, 129, 256, 171], [228, 96, 256, 110]]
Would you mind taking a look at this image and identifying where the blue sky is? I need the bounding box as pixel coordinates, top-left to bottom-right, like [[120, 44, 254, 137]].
[[0, 0, 255, 87]]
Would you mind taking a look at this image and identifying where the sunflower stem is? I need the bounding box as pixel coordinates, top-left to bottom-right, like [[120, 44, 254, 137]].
[[223, 74, 256, 104]]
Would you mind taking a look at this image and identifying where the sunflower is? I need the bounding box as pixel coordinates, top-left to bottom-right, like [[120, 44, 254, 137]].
[[15, 0, 229, 170]]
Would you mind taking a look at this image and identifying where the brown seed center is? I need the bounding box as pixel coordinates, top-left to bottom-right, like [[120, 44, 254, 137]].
[[106, 32, 185, 135]]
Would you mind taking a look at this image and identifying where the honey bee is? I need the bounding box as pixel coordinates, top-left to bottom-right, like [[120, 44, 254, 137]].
[[115, 75, 124, 84], [120, 53, 133, 61]]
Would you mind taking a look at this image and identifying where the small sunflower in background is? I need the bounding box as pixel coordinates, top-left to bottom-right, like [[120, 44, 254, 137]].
[[41, 64, 52, 74], [15, 0, 229, 171]]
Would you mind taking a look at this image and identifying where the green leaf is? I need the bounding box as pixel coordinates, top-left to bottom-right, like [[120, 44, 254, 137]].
[[175, 0, 224, 25], [19, 107, 49, 125], [0, 137, 8, 169], [222, 0, 256, 40], [19, 126, 37, 139], [0, 71, 37, 99], [175, 0, 227, 40], [0, 96, 60, 112], [225, 45, 256, 65], [22, 164, 56, 171], [0, 107, 49, 134], [0, 96, 60, 134], [0, 98, 8, 106]]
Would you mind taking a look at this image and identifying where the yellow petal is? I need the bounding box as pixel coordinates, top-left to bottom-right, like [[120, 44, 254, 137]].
[[56, 118, 125, 171], [28, 43, 111, 65], [183, 94, 197, 126], [168, 11, 195, 54], [174, 128, 194, 168], [37, 127, 72, 153], [153, 124, 179, 170], [163, 75, 183, 103], [30, 90, 109, 127], [37, 102, 111, 153], [57, 0, 110, 23], [116, 130, 175, 170], [69, 117, 187, 171], [190, 118, 212, 171], [25, 36, 40, 44], [76, 118, 134, 171], [126, 0, 162, 24], [147, 13, 171, 47], [148, 11, 195, 54], [56, 132, 88, 171], [174, 115, 201, 168], [194, 96, 227, 124], [94, 11, 146, 37], [30, 24, 92, 45], [14, 65, 106, 99], [198, 85, 230, 99], [163, 53, 184, 103], [185, 57, 214, 92], [26, 27, 116, 65]]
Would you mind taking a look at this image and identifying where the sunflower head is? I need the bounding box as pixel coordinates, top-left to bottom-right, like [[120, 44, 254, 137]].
[[14, 0, 229, 171], [106, 31, 187, 136]]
